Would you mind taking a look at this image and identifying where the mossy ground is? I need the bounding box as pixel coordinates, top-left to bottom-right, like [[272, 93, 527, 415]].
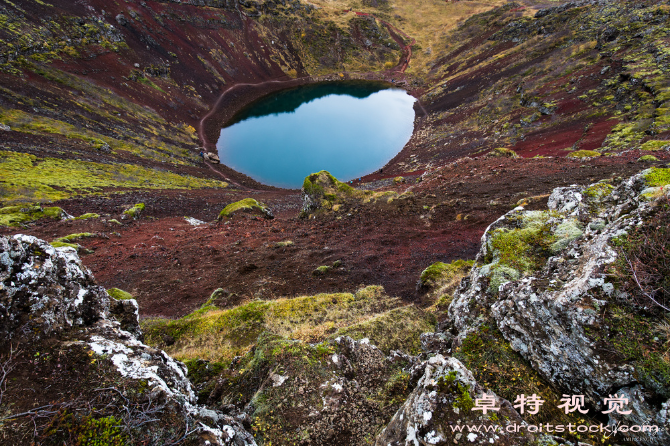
[[53, 233, 95, 243], [640, 140, 669, 151], [567, 150, 601, 158], [75, 213, 100, 220], [142, 286, 429, 363], [590, 306, 670, 399], [489, 147, 519, 158], [0, 150, 227, 204], [645, 167, 670, 187], [334, 306, 435, 355], [50, 241, 79, 250], [221, 332, 411, 446], [0, 341, 190, 445], [604, 201, 670, 398], [418, 259, 474, 310], [0, 204, 64, 227]]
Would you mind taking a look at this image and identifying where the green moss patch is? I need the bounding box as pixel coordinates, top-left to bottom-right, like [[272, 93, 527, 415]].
[[550, 219, 584, 253], [483, 211, 557, 294], [123, 203, 145, 220], [638, 155, 659, 162], [489, 147, 519, 158], [54, 233, 95, 243], [640, 140, 669, 151], [50, 241, 79, 250], [0, 204, 65, 227], [106, 288, 134, 301], [419, 259, 473, 287], [567, 150, 601, 158], [312, 265, 331, 276], [75, 213, 100, 220], [217, 198, 272, 220], [584, 182, 614, 199], [645, 167, 670, 187]]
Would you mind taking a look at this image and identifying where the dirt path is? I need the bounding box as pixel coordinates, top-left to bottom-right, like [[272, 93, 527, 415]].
[[354, 11, 416, 73]]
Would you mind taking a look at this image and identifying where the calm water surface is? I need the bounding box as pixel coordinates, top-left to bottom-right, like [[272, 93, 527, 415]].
[[216, 82, 416, 188]]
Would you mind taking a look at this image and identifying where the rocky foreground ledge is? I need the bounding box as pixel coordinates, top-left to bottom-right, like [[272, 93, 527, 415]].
[[0, 235, 256, 445], [1, 167, 669, 445]]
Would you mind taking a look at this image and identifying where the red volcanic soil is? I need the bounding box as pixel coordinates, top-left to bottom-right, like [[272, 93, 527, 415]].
[[3, 153, 661, 319], [511, 116, 619, 157]]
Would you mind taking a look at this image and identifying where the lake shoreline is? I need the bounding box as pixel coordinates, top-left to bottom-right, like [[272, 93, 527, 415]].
[[199, 72, 408, 157]]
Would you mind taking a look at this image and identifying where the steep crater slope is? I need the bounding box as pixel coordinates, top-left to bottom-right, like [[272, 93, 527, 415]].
[[390, 0, 670, 174], [0, 0, 405, 195], [2, 1, 670, 331]]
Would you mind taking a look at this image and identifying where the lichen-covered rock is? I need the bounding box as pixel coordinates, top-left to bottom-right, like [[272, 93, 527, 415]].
[[376, 355, 534, 445], [0, 235, 109, 341], [0, 234, 257, 445], [217, 198, 273, 220], [441, 168, 670, 445]]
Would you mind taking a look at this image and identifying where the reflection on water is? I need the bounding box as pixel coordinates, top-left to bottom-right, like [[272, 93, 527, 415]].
[[216, 82, 416, 189]]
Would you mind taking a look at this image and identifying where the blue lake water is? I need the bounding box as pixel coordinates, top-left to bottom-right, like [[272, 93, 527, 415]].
[[216, 82, 416, 189]]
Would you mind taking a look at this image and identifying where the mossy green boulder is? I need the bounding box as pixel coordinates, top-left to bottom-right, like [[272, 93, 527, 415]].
[[300, 170, 363, 216], [123, 203, 145, 220], [312, 265, 331, 276], [217, 198, 273, 220]]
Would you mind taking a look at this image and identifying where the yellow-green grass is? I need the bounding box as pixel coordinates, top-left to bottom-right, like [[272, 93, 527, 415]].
[[142, 286, 434, 363], [641, 140, 669, 151], [0, 150, 227, 203], [107, 288, 135, 301], [307, 0, 507, 77]]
